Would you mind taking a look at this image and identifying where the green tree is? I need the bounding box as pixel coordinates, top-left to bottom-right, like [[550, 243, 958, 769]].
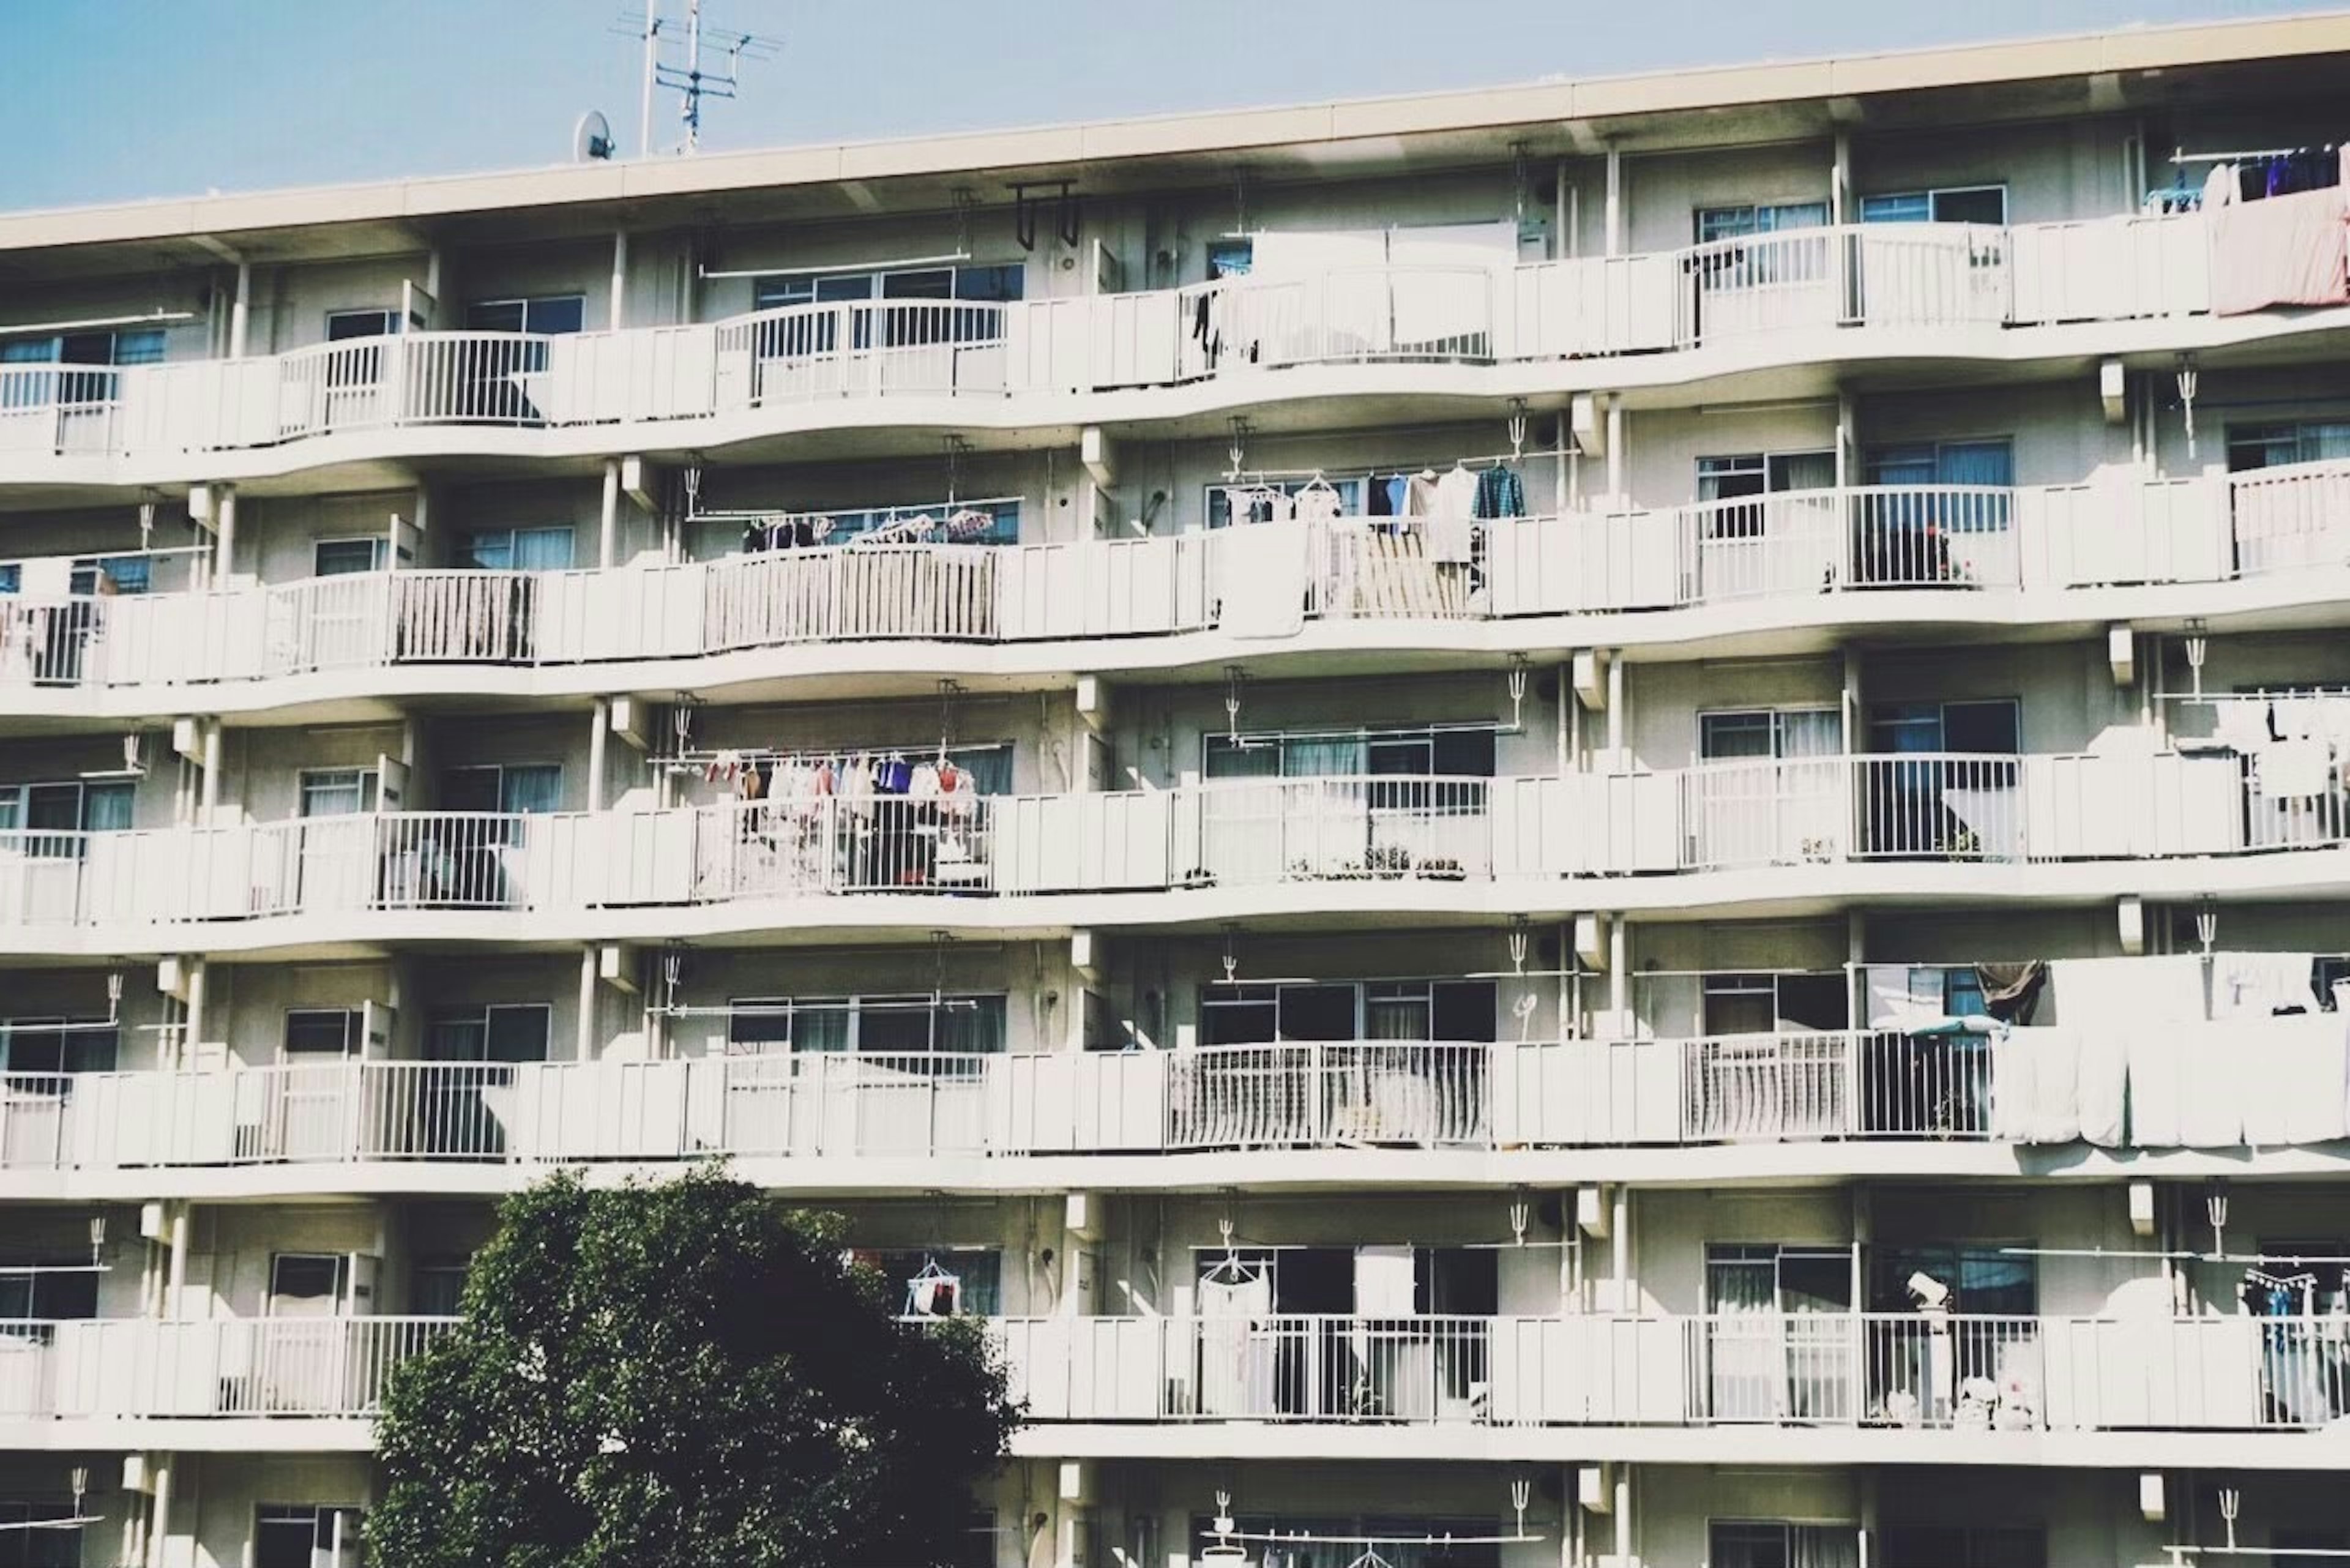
[[368, 1165, 1017, 1568]]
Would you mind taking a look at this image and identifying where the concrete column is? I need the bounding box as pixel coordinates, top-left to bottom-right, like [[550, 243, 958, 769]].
[[211, 488, 236, 581], [610, 231, 630, 331], [1605, 652, 1625, 766], [164, 1205, 188, 1320], [599, 458, 622, 569], [1604, 398, 1625, 504], [228, 263, 252, 358], [577, 948, 599, 1062], [179, 959, 206, 1069], [1610, 1184, 1631, 1314], [1832, 130, 1853, 226], [197, 722, 222, 824], [143, 1457, 172, 1568], [588, 699, 611, 813], [1604, 146, 1624, 257], [1612, 1464, 1632, 1567]]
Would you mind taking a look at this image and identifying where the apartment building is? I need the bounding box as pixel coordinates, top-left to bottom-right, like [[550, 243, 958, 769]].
[[6, 12, 2350, 1567]]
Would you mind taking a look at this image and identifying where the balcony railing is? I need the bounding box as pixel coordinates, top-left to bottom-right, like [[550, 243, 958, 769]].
[[0, 1315, 453, 1421], [994, 1312, 2348, 1433], [12, 1007, 2344, 1176], [0, 215, 2251, 468], [0, 747, 2341, 931], [11, 462, 2345, 702]]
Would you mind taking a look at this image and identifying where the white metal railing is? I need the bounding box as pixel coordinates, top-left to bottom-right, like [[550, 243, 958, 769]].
[[0, 213, 2247, 470], [0, 1315, 454, 1421], [990, 1310, 2350, 1432], [13, 462, 2350, 698], [4, 749, 2350, 933], [24, 1011, 2350, 1172]]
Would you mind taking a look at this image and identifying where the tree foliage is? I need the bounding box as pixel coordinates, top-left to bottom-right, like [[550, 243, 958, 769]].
[[368, 1165, 1018, 1568]]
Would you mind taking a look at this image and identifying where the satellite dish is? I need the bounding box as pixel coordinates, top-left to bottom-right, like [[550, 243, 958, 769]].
[[573, 110, 616, 163]]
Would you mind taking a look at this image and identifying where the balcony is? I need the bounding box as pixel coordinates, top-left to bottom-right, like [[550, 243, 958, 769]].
[[0, 1316, 452, 1439], [0, 747, 2341, 944], [9, 465, 2346, 713], [0, 216, 2247, 479], [994, 1311, 2344, 1444], [1, 1014, 2339, 1186]]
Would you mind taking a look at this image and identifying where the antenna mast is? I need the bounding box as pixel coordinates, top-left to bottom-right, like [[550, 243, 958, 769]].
[[624, 0, 779, 157]]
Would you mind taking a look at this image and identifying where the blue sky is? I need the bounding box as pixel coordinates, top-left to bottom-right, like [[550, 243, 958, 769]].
[[0, 0, 2319, 210]]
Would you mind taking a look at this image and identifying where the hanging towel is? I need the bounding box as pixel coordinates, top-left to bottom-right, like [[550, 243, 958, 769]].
[[1216, 523, 1309, 638], [2207, 173, 2350, 316], [2258, 739, 2332, 800], [1989, 1029, 2037, 1141], [2210, 951, 2318, 1018], [2075, 1028, 2127, 1146], [1352, 1245, 1417, 1316], [2176, 1021, 2246, 1146], [2126, 1028, 2184, 1147], [2267, 1014, 2349, 1144], [2048, 955, 2205, 1027]]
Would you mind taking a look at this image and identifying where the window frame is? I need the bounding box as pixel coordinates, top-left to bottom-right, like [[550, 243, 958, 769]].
[[282, 1009, 363, 1061], [311, 537, 387, 577], [460, 294, 587, 337], [1858, 184, 2009, 225], [297, 767, 381, 819], [424, 1002, 554, 1065], [723, 993, 1010, 1056], [1693, 201, 1830, 243]]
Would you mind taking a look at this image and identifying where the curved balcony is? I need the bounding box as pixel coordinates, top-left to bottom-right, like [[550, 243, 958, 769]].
[[0, 1315, 450, 1450], [7, 465, 2349, 722], [994, 1310, 2348, 1462], [0, 749, 2345, 952], [0, 215, 2281, 489], [6, 1017, 2345, 1198]]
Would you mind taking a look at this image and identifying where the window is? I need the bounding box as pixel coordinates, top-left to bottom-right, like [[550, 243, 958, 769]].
[[0, 1255, 99, 1320], [0, 781, 134, 853], [254, 1506, 360, 1568], [1860, 185, 2007, 225], [458, 525, 573, 572], [1700, 973, 1850, 1035], [0, 1020, 118, 1077], [1207, 238, 1255, 279], [70, 556, 148, 595], [1206, 476, 1368, 528], [313, 538, 386, 577], [0, 1499, 84, 1568], [1868, 1244, 2035, 1315], [409, 1257, 469, 1316], [1710, 1523, 1861, 1568], [439, 763, 562, 815], [1198, 980, 1497, 1045], [2228, 420, 2350, 472], [268, 1252, 349, 1309], [326, 310, 398, 342], [725, 995, 1008, 1056], [461, 295, 586, 336], [1881, 1526, 2046, 1568], [425, 1004, 551, 1064], [1191, 1514, 1498, 1568], [1865, 698, 2020, 755], [1204, 726, 1496, 780], [298, 769, 379, 819], [1706, 1244, 1852, 1313], [1, 327, 165, 368], [750, 264, 1021, 351], [1865, 438, 2014, 490], [1696, 202, 1829, 242], [860, 1247, 1003, 1316], [781, 498, 1021, 547], [283, 1010, 361, 1059], [1699, 709, 1843, 761], [1698, 452, 1836, 502]]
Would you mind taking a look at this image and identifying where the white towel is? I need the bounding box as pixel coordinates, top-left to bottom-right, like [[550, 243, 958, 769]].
[[2048, 955, 2204, 1027], [1215, 523, 1308, 639], [2258, 737, 2332, 799], [1990, 1030, 2037, 1141], [2176, 1021, 2245, 1147], [2210, 951, 2317, 1018], [2275, 1014, 2349, 1144], [2076, 1027, 2128, 1147], [2125, 1029, 2184, 1146]]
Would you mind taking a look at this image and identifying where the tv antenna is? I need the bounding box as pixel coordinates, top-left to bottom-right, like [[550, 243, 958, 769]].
[[619, 1, 780, 157]]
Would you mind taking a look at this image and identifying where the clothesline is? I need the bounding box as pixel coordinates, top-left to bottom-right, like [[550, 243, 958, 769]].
[[686, 493, 1024, 526]]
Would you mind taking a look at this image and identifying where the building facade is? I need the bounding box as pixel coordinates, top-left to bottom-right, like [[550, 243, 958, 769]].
[[3, 13, 2350, 1567]]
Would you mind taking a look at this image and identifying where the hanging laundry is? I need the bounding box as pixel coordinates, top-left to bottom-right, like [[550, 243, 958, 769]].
[[1472, 465, 1526, 520]]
